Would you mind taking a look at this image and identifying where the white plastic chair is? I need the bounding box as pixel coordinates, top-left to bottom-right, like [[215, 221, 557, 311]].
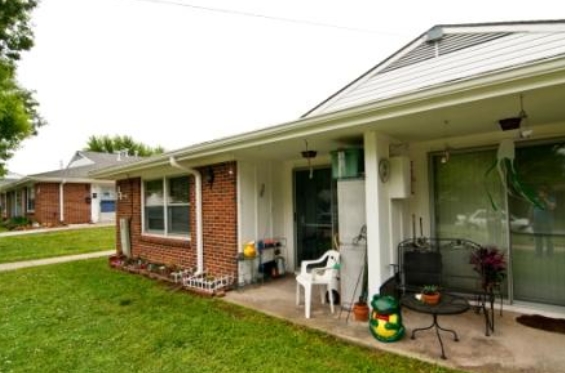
[[295, 250, 340, 318]]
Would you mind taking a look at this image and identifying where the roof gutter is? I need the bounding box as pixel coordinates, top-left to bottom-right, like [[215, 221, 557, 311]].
[[91, 56, 565, 179], [0, 177, 113, 192], [169, 156, 204, 275]]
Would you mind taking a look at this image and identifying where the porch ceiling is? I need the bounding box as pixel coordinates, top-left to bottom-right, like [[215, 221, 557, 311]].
[[233, 81, 565, 161]]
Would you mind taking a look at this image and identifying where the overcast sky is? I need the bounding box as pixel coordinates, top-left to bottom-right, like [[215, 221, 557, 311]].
[[8, 0, 564, 174]]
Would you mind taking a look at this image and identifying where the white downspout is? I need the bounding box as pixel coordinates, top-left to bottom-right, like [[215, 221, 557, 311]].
[[59, 180, 66, 223], [169, 156, 204, 275]]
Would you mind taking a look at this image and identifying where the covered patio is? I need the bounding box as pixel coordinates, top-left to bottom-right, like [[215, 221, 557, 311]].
[[224, 277, 565, 373]]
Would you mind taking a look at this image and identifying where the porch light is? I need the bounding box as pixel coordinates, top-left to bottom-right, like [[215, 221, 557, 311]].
[[440, 120, 451, 164], [206, 167, 215, 187], [301, 140, 317, 179], [440, 148, 450, 164]]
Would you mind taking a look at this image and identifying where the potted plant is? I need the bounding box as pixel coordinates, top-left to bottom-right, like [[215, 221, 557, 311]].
[[421, 285, 441, 305], [352, 253, 370, 321], [470, 246, 506, 293]]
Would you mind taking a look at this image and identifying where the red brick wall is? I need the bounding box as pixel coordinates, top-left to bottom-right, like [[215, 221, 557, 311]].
[[200, 163, 238, 276], [63, 183, 91, 224], [115, 161, 238, 276], [34, 182, 92, 225], [34, 183, 61, 224]]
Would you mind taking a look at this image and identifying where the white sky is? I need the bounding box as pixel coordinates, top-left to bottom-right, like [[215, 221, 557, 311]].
[[8, 0, 564, 174]]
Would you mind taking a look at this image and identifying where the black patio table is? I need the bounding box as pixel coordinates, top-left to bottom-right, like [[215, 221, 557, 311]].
[[401, 293, 470, 359]]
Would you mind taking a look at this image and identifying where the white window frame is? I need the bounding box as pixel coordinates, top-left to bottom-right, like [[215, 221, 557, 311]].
[[26, 185, 35, 213], [141, 175, 190, 239]]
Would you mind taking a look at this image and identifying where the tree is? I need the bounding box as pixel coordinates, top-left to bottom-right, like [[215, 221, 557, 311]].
[[0, 0, 37, 63], [85, 135, 165, 157], [0, 0, 45, 176]]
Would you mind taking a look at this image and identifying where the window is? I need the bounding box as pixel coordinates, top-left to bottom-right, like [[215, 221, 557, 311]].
[[143, 176, 190, 236], [26, 186, 35, 212]]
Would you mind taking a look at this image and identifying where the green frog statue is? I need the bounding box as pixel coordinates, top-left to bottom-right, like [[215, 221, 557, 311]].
[[369, 294, 405, 342]]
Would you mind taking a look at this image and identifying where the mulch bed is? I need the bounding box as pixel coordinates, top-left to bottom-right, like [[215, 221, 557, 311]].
[[516, 314, 565, 335]]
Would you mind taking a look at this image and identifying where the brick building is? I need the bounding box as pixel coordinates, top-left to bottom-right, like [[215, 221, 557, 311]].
[[0, 151, 142, 226], [93, 21, 565, 314]]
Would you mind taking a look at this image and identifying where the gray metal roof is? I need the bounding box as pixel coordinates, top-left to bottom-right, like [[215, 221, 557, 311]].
[[0, 152, 147, 192], [30, 151, 145, 179], [304, 20, 565, 118]]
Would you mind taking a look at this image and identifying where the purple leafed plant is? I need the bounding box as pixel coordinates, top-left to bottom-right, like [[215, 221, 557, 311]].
[[470, 246, 506, 291]]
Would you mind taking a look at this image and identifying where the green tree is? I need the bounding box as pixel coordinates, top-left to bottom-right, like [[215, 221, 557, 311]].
[[85, 135, 165, 157], [0, 0, 45, 176]]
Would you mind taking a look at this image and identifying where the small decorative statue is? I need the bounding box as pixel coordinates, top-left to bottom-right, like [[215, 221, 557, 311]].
[[369, 294, 405, 343]]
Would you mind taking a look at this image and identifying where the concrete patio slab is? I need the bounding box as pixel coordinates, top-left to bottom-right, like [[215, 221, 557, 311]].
[[224, 275, 565, 373]]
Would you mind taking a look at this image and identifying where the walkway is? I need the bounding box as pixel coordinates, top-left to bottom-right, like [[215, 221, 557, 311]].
[[0, 222, 116, 272], [0, 250, 115, 272], [0, 222, 113, 237]]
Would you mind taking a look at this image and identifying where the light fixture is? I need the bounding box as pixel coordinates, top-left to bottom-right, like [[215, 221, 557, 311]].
[[206, 167, 215, 187], [499, 94, 529, 132], [440, 147, 451, 164], [301, 140, 317, 179], [440, 120, 451, 164]]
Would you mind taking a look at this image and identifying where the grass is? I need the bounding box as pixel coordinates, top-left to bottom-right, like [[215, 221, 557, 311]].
[[0, 226, 115, 264], [0, 259, 464, 373]]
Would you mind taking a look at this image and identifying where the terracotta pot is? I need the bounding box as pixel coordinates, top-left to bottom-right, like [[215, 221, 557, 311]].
[[422, 292, 441, 305], [353, 302, 370, 321]]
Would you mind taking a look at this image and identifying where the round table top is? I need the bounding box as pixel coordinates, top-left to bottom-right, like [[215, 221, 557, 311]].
[[401, 293, 470, 315]]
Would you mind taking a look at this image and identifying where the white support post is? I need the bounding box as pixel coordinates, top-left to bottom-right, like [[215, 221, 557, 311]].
[[363, 131, 392, 300]]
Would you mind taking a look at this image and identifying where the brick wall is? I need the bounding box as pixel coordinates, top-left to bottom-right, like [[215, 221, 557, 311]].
[[34, 182, 92, 225], [34, 183, 61, 224], [116, 161, 238, 276], [63, 183, 92, 224]]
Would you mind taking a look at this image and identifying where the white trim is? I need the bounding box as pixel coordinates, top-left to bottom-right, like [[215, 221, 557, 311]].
[[59, 182, 65, 222], [442, 23, 565, 34], [91, 57, 565, 180], [141, 175, 191, 239], [0, 177, 114, 192], [25, 185, 35, 213], [168, 157, 203, 274]]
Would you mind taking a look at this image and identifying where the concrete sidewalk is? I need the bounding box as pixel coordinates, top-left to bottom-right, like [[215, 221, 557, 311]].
[[0, 223, 113, 237], [0, 250, 115, 272]]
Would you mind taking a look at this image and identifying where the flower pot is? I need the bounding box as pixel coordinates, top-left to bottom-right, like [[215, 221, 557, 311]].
[[421, 292, 441, 305], [353, 302, 370, 322]]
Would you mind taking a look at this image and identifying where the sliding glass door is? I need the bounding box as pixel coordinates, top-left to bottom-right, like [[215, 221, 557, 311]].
[[508, 142, 565, 306], [432, 140, 565, 307]]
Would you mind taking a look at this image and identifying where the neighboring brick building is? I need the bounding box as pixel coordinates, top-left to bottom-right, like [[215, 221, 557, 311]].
[[0, 151, 142, 226]]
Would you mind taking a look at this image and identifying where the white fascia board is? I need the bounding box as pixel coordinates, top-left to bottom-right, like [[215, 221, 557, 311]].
[[443, 23, 565, 34], [92, 57, 565, 180], [0, 177, 33, 191], [29, 177, 113, 185]]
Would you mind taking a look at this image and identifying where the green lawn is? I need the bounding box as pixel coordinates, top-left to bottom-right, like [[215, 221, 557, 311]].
[[0, 227, 115, 263], [0, 259, 463, 373]]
